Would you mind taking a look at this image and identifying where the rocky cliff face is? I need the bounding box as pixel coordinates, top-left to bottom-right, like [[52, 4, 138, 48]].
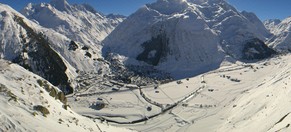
[[242, 38, 276, 60]]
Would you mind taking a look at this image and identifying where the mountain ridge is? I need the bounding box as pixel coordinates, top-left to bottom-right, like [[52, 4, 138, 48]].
[[21, 0, 125, 58]]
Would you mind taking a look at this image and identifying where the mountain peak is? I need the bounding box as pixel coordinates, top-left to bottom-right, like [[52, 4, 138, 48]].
[[157, 0, 187, 2], [263, 19, 282, 33], [147, 0, 189, 15], [50, 0, 70, 11], [264, 19, 281, 25], [103, 0, 274, 79], [187, 0, 224, 4]]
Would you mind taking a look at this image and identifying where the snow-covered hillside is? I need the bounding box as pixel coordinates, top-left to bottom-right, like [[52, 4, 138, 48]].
[[22, 0, 125, 56], [265, 17, 291, 51], [103, 0, 275, 79], [0, 59, 131, 132]]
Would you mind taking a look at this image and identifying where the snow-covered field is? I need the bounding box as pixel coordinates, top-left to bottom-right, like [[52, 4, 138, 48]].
[[68, 54, 291, 132]]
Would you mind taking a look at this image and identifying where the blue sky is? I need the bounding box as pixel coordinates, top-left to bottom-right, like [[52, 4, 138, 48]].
[[0, 0, 290, 20], [227, 0, 291, 20]]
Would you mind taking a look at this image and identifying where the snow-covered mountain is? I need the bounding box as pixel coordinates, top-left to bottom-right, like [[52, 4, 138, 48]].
[[0, 3, 131, 131], [0, 3, 112, 94], [0, 3, 72, 93], [264, 19, 281, 33], [0, 59, 130, 132], [21, 0, 125, 57], [103, 0, 275, 79], [265, 17, 291, 51]]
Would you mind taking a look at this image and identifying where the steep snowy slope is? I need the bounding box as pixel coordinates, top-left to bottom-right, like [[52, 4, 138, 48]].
[[0, 3, 112, 94], [0, 59, 131, 132], [103, 0, 275, 79], [22, 0, 125, 56], [265, 17, 291, 51]]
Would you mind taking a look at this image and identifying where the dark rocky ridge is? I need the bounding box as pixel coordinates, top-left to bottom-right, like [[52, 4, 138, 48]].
[[12, 15, 73, 94], [242, 38, 276, 60], [137, 33, 169, 66]]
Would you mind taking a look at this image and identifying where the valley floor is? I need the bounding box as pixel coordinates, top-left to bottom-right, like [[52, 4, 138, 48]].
[[68, 54, 291, 132]]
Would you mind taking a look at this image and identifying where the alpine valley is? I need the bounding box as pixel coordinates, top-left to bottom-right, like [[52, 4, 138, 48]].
[[1, 0, 291, 132]]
